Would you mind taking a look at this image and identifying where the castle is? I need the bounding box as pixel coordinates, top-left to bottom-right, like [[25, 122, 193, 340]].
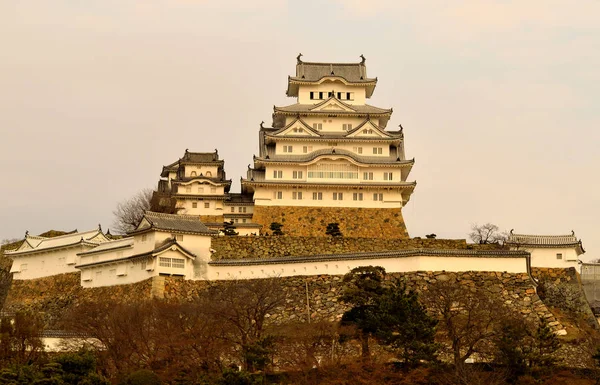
[[4, 55, 586, 289], [154, 54, 414, 238]]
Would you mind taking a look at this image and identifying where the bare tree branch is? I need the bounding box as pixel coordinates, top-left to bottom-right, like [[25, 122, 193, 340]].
[[112, 188, 153, 234]]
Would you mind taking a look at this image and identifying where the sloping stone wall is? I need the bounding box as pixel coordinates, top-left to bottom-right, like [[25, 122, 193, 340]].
[[2, 273, 153, 327], [251, 206, 409, 238], [210, 236, 498, 260], [161, 271, 558, 329]]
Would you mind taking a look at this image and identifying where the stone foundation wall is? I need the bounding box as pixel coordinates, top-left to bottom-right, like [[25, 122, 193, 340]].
[[2, 273, 153, 327], [210, 236, 485, 260], [251, 206, 409, 238], [162, 271, 560, 329], [199, 215, 224, 223]]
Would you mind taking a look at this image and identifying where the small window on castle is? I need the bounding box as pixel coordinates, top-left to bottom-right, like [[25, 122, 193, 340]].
[[231, 207, 235, 213], [333, 192, 343, 200], [292, 191, 303, 200], [310, 91, 314, 100], [141, 234, 147, 242], [373, 193, 384, 201], [384, 172, 393, 181], [353, 147, 363, 154], [347, 92, 352, 100], [204, 202, 210, 209], [327, 142, 338, 147], [328, 92, 334, 98], [186, 187, 192, 193], [242, 219, 247, 223], [319, 92, 324, 99], [373, 147, 382, 154], [312, 192, 323, 200], [273, 170, 283, 179], [363, 172, 373, 180], [174, 234, 184, 241], [337, 92, 342, 99], [206, 171, 212, 177], [274, 191, 283, 199], [243, 207, 247, 213], [353, 192, 363, 201], [191, 171, 197, 177], [556, 253, 563, 260], [239, 207, 243, 213], [283, 145, 293, 153], [313, 123, 322, 131], [293, 171, 303, 179], [192, 202, 197, 208]]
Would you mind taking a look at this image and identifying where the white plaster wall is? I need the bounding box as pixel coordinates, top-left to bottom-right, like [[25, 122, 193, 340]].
[[275, 140, 390, 157], [297, 81, 366, 105], [184, 165, 219, 178], [177, 181, 225, 195], [513, 247, 580, 269], [80, 257, 155, 288], [252, 185, 405, 208], [10, 245, 95, 280], [42, 337, 103, 352], [224, 205, 254, 214], [265, 163, 407, 183], [207, 255, 528, 281], [176, 198, 224, 215]]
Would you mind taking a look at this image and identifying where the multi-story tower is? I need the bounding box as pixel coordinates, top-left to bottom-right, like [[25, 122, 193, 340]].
[[242, 55, 416, 238], [156, 150, 261, 235]]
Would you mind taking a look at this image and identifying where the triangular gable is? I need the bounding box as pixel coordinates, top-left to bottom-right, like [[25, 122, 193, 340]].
[[136, 217, 153, 231], [272, 118, 321, 137], [346, 120, 392, 138], [310, 97, 356, 113], [152, 243, 196, 260], [86, 232, 109, 243]]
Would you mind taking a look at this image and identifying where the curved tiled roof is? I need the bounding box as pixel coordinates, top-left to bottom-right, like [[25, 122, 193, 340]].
[[274, 102, 391, 115], [507, 232, 585, 255], [7, 229, 108, 255], [209, 248, 530, 265], [131, 212, 217, 235], [293, 60, 375, 83], [254, 148, 414, 166]]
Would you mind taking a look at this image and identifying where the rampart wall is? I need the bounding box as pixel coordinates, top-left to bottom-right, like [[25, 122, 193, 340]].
[[210, 236, 499, 260], [251, 206, 409, 238]]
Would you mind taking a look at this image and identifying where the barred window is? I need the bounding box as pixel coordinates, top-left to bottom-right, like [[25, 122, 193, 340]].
[[308, 163, 358, 179], [353, 192, 363, 201], [159, 257, 185, 269]]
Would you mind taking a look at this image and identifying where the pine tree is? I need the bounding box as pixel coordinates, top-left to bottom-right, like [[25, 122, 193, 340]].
[[269, 222, 284, 236], [325, 223, 343, 237], [222, 221, 238, 236]]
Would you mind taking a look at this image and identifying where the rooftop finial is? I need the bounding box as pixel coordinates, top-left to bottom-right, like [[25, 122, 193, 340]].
[[98, 223, 102, 232], [398, 124, 403, 133], [360, 54, 366, 65], [185, 148, 189, 153], [25, 230, 29, 237], [510, 229, 514, 234], [296, 53, 303, 64], [260, 121, 265, 129], [572, 230, 575, 236]]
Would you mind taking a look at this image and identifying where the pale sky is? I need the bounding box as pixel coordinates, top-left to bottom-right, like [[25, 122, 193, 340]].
[[1, 1, 598, 259]]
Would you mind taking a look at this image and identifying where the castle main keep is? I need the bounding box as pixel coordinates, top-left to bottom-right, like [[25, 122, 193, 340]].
[[155, 55, 416, 237]]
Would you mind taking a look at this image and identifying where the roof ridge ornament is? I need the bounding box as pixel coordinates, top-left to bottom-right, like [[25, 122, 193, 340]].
[[25, 230, 29, 237], [296, 53, 303, 64], [98, 223, 102, 232], [360, 54, 366, 65], [260, 121, 265, 129]]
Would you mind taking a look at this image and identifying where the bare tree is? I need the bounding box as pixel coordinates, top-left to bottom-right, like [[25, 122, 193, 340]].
[[112, 188, 153, 234], [469, 223, 507, 245], [205, 278, 286, 372], [422, 280, 507, 373]]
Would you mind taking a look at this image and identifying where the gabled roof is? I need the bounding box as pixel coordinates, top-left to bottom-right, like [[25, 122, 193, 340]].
[[270, 117, 321, 137], [287, 55, 378, 97], [78, 237, 134, 256], [346, 120, 393, 139], [506, 232, 585, 255], [6, 228, 109, 256], [130, 212, 217, 236], [161, 150, 222, 177]]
